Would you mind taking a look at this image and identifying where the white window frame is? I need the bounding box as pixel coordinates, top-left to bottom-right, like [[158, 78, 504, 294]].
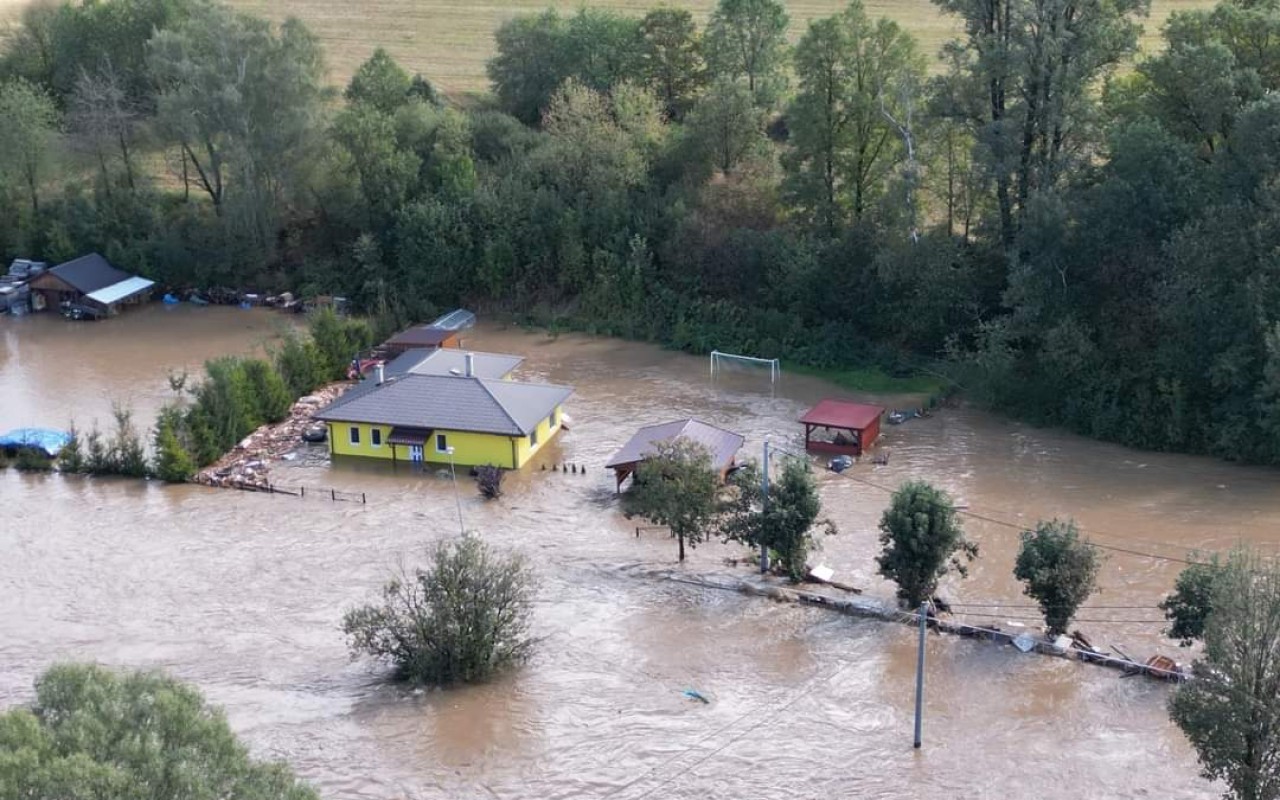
[[435, 433, 449, 453], [349, 426, 360, 446], [371, 428, 382, 448]]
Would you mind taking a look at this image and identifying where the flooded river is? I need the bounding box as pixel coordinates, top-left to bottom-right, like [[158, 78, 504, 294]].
[[4, 306, 1279, 798]]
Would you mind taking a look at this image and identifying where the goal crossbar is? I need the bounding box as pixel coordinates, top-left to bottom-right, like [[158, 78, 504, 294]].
[[710, 350, 781, 383]]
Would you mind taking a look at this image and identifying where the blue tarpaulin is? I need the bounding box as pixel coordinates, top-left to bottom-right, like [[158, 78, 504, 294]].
[[0, 428, 72, 457]]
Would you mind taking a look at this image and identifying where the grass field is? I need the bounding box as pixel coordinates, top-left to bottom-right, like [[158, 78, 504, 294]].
[[226, 0, 1212, 94], [1, 0, 1214, 94]]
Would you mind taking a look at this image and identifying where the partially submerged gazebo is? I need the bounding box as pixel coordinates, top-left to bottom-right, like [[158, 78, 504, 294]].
[[800, 399, 885, 457], [606, 418, 745, 491]]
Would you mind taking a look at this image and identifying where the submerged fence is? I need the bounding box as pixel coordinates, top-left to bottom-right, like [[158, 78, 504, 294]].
[[194, 475, 366, 504]]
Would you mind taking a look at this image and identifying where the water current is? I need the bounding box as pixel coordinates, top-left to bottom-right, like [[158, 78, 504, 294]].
[[4, 305, 1279, 798]]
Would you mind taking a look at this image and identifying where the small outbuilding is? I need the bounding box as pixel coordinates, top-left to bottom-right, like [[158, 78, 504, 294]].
[[606, 418, 745, 491], [382, 324, 463, 356], [27, 253, 154, 316], [800, 399, 885, 457]]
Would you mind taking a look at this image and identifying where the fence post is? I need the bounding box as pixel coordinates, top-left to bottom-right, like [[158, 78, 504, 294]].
[[330, 488, 336, 502], [362, 492, 366, 504], [301, 486, 305, 498]]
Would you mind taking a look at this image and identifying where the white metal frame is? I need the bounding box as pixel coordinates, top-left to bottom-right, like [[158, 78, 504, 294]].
[[710, 350, 781, 383]]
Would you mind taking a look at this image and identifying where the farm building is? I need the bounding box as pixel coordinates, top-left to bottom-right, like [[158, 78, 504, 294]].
[[27, 253, 154, 317], [800, 399, 885, 457], [606, 418, 745, 491], [315, 352, 571, 469]]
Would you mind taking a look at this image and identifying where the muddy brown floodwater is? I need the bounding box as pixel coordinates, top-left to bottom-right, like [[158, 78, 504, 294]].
[[4, 307, 1280, 798]]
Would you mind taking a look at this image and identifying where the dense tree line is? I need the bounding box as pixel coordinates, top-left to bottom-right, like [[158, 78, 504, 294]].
[[3, 0, 1280, 462]]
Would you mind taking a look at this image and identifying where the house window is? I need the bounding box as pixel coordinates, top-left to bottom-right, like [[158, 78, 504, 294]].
[[530, 427, 539, 447], [371, 428, 382, 447], [349, 426, 360, 445], [550, 408, 559, 427], [436, 433, 449, 453]]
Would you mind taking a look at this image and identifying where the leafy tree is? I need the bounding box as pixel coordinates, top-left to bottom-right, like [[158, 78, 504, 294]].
[[0, 663, 317, 799], [0, 79, 59, 213], [148, 6, 325, 218], [623, 439, 722, 562], [152, 405, 197, 483], [705, 0, 790, 103], [932, 0, 1147, 246], [69, 64, 141, 193], [1161, 556, 1223, 646], [637, 8, 708, 120], [1170, 548, 1280, 800], [343, 536, 536, 685], [720, 458, 837, 581], [785, 3, 924, 231], [685, 78, 769, 175], [487, 10, 571, 124], [345, 47, 412, 114], [876, 480, 978, 607], [274, 331, 326, 398], [1013, 518, 1101, 636], [241, 359, 293, 424]]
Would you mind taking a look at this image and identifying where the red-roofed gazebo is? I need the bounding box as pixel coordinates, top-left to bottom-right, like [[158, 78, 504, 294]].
[[800, 399, 885, 457]]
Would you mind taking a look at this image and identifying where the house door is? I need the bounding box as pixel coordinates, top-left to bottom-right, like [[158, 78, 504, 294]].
[[409, 444, 424, 463]]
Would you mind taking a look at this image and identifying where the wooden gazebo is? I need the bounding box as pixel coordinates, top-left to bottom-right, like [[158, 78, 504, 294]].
[[800, 399, 885, 457], [606, 418, 744, 492]]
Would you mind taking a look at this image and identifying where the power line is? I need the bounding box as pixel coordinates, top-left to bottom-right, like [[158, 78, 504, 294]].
[[948, 603, 1163, 610], [951, 611, 1167, 624], [834, 472, 1206, 566]]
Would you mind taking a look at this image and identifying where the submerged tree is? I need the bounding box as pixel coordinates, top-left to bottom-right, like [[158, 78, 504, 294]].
[[343, 536, 536, 685], [1161, 556, 1222, 646], [720, 458, 836, 581], [0, 663, 317, 799], [624, 438, 721, 562], [1013, 518, 1101, 636], [1170, 547, 1280, 800], [152, 405, 197, 483], [876, 480, 977, 607]]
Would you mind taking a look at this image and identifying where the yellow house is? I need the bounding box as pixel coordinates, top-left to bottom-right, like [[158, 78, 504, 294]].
[[315, 352, 572, 470]]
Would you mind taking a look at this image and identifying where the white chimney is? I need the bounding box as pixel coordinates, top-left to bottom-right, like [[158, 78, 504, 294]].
[[465, 352, 475, 378], [375, 363, 385, 385]]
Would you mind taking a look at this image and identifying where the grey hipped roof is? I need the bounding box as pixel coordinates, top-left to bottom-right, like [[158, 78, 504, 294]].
[[407, 349, 523, 379], [316, 374, 572, 436], [606, 419, 745, 470], [48, 253, 131, 294]]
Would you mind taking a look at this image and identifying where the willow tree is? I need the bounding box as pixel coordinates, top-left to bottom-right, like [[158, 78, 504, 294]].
[[624, 439, 721, 562]]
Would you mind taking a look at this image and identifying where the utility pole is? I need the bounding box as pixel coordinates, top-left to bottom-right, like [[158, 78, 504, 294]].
[[446, 446, 465, 536], [760, 439, 770, 574], [914, 601, 927, 749]]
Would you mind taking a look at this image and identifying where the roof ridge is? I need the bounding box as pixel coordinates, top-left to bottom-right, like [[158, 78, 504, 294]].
[[476, 377, 526, 434]]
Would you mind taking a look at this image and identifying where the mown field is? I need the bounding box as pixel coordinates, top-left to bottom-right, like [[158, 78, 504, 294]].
[[227, 0, 1211, 93]]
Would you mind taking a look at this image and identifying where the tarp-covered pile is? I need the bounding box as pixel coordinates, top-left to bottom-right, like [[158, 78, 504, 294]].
[[0, 428, 72, 457]]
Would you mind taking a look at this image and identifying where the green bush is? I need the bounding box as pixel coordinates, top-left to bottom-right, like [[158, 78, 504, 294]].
[[14, 449, 53, 471], [152, 406, 197, 483], [877, 481, 978, 608], [343, 536, 537, 685], [57, 425, 84, 473]]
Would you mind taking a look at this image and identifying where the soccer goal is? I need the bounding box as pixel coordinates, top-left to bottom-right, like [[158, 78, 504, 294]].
[[710, 350, 781, 384]]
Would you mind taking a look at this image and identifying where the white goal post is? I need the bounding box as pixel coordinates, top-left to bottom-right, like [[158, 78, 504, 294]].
[[710, 350, 781, 383]]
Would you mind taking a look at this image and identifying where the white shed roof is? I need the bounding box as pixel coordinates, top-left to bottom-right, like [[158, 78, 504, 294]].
[[84, 276, 155, 305]]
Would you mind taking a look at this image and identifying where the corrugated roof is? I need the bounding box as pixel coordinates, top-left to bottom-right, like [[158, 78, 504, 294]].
[[315, 374, 572, 436], [409, 349, 523, 379], [605, 418, 744, 470], [48, 253, 131, 294], [84, 276, 155, 305], [799, 400, 885, 430]]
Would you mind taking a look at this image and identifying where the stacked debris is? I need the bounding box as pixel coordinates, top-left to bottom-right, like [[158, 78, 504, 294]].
[[196, 382, 350, 489]]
